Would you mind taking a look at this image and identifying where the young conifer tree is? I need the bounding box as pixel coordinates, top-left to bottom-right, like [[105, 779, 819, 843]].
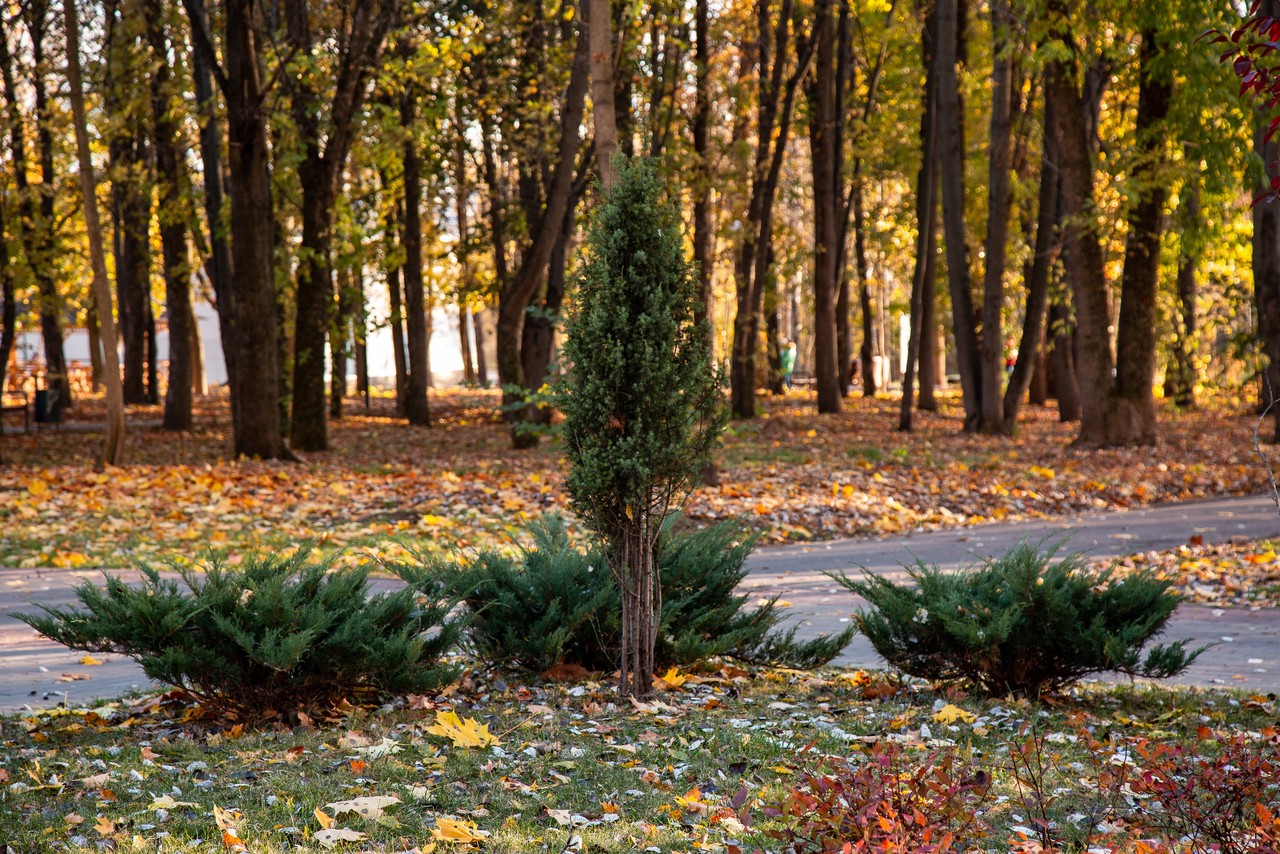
[[561, 157, 727, 698]]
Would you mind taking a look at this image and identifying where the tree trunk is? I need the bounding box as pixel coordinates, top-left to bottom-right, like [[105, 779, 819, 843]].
[[3, 4, 71, 410], [218, 0, 289, 458], [330, 268, 355, 419], [472, 310, 489, 387], [188, 0, 238, 431], [144, 0, 193, 432], [521, 201, 574, 428], [807, 0, 841, 413], [589, 0, 619, 189], [1004, 85, 1060, 426], [935, 0, 980, 431], [1168, 184, 1199, 409], [692, 0, 714, 350], [1048, 299, 1082, 421], [401, 98, 431, 427], [1046, 1, 1113, 444], [496, 25, 589, 448], [977, 0, 1013, 434], [853, 175, 878, 396], [899, 0, 938, 432], [65, 0, 125, 464], [918, 241, 939, 411], [1109, 26, 1170, 446]]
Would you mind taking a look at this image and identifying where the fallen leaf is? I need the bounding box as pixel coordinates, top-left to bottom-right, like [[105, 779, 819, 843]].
[[93, 816, 115, 836], [426, 710, 501, 748], [432, 816, 490, 843], [324, 796, 401, 821], [213, 804, 243, 831], [656, 666, 687, 689], [79, 655, 103, 666], [932, 704, 976, 725], [315, 828, 367, 848], [315, 806, 335, 829]]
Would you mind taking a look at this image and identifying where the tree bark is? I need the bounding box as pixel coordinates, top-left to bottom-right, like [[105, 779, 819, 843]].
[[2, 4, 70, 410], [401, 96, 431, 427], [977, 0, 1013, 434], [144, 0, 193, 432], [286, 0, 398, 451], [472, 310, 489, 387], [64, 0, 125, 464], [853, 175, 878, 396], [1109, 26, 1170, 446], [692, 0, 714, 350], [496, 24, 589, 448], [1168, 183, 1199, 408], [1004, 79, 1060, 426], [899, 0, 938, 432], [218, 0, 289, 458], [188, 0, 237, 431], [589, 0, 619, 189], [807, 0, 841, 413], [935, 0, 981, 431]]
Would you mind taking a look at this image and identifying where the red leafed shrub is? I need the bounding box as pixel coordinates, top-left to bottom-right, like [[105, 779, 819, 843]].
[[758, 744, 991, 853], [1127, 729, 1280, 854]]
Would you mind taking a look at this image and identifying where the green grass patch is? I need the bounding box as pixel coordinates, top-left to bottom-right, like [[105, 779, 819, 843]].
[[1, 669, 1276, 853]]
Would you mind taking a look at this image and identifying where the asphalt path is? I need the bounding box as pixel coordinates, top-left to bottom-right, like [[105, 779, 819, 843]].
[[2, 493, 1279, 711]]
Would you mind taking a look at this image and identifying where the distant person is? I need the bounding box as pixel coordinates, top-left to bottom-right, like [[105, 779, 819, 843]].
[[780, 339, 797, 389]]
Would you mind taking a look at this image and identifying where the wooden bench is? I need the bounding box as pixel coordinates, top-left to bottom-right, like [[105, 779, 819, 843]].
[[789, 369, 817, 389], [1, 390, 30, 433]]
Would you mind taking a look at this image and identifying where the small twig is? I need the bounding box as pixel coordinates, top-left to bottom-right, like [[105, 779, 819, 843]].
[[1251, 372, 1280, 519]]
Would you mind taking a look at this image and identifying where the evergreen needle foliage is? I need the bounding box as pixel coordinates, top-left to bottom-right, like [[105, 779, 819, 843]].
[[834, 539, 1204, 697], [559, 156, 728, 695], [398, 516, 852, 674], [18, 549, 462, 721]]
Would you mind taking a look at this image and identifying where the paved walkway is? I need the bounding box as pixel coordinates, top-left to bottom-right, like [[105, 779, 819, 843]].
[[3, 493, 1279, 710]]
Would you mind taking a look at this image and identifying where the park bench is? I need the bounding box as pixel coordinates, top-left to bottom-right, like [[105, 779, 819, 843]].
[[1, 389, 30, 433], [789, 369, 817, 388]]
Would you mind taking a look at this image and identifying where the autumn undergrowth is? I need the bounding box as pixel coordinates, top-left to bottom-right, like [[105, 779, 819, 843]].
[[2, 666, 1277, 854], [0, 390, 1267, 570]]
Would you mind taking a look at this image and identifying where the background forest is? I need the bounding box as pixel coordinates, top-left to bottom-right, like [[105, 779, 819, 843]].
[[0, 0, 1270, 462]]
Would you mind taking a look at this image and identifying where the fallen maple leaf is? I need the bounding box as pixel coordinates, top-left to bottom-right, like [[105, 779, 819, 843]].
[[212, 804, 243, 831], [657, 666, 687, 689], [432, 816, 490, 843], [93, 816, 115, 836], [315, 806, 335, 829], [426, 710, 501, 748], [932, 703, 976, 725], [79, 655, 103, 666]]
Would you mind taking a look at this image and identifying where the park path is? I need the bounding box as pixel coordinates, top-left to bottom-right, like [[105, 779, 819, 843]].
[[2, 493, 1279, 711]]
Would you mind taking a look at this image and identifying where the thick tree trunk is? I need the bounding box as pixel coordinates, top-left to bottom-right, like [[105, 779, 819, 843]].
[[977, 0, 1013, 434], [1004, 89, 1060, 426], [64, 0, 125, 464], [1109, 26, 1170, 446], [899, 0, 937, 431], [807, 0, 841, 413], [1048, 299, 1082, 421], [918, 242, 939, 411], [401, 100, 431, 427], [220, 0, 289, 458], [1046, 1, 1113, 444], [144, 0, 193, 432], [589, 0, 619, 189]]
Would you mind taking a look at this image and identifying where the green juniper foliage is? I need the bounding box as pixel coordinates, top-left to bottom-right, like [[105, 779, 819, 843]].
[[397, 515, 851, 674], [835, 539, 1204, 696], [18, 548, 462, 720], [559, 156, 727, 695]]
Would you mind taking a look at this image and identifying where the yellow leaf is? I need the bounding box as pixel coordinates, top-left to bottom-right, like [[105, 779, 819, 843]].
[[806, 429, 817, 438], [658, 666, 687, 689], [432, 816, 490, 844], [315, 806, 335, 829], [79, 655, 103, 666], [1029, 465, 1055, 479], [93, 816, 115, 836], [932, 704, 976, 725], [426, 710, 501, 748], [27, 479, 48, 497]]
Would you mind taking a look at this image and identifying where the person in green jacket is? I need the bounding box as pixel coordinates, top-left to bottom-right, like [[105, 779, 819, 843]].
[[780, 339, 797, 389]]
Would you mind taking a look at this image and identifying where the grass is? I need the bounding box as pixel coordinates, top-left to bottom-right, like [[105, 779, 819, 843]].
[[2, 666, 1276, 853]]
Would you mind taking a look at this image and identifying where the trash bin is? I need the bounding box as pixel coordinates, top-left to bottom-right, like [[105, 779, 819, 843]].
[[34, 388, 62, 424]]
